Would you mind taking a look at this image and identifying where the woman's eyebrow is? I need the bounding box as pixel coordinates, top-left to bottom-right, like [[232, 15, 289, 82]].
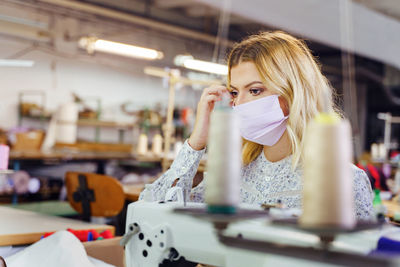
[[230, 81, 264, 90], [245, 81, 264, 88]]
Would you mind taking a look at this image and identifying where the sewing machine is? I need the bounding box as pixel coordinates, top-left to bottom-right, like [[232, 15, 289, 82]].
[[122, 201, 400, 267]]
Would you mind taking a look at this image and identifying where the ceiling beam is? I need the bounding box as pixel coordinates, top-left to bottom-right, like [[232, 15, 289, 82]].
[[154, 0, 197, 9], [0, 20, 51, 42], [28, 0, 234, 47]]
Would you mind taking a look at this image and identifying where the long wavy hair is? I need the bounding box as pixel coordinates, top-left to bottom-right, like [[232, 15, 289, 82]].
[[227, 31, 335, 168]]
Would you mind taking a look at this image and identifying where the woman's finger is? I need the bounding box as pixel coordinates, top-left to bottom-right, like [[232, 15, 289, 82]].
[[203, 94, 221, 104], [202, 85, 227, 97]]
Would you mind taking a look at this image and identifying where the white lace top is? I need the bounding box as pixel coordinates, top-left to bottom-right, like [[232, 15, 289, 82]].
[[140, 140, 374, 220]]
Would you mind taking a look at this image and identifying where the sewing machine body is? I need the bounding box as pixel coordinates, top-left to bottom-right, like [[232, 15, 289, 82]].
[[124, 201, 399, 267]]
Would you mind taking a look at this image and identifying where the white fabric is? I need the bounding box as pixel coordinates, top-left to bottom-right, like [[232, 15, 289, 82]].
[[0, 246, 25, 259], [5, 231, 114, 267], [88, 256, 115, 267]]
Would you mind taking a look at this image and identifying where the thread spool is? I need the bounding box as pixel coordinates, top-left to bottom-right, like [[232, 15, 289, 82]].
[[12, 170, 30, 194], [300, 114, 355, 229], [151, 134, 163, 156], [28, 177, 40, 194], [137, 133, 148, 155], [378, 143, 387, 160], [0, 145, 9, 170], [371, 143, 379, 160], [56, 102, 78, 144], [205, 98, 242, 214]]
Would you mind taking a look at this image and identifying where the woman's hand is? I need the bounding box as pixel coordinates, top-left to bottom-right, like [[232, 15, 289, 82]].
[[188, 85, 228, 150]]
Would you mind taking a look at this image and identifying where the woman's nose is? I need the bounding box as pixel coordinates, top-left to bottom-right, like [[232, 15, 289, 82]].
[[235, 93, 246, 106]]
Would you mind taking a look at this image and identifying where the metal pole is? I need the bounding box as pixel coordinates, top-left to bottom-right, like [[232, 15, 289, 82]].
[[162, 72, 176, 171], [384, 112, 392, 160]]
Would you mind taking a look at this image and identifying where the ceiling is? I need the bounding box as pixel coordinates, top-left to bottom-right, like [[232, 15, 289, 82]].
[[2, 0, 399, 57], [76, 0, 400, 40], [39, 0, 400, 70], [76, 0, 267, 41], [1, 0, 399, 77]]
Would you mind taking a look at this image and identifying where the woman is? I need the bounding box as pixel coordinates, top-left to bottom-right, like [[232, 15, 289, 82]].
[[140, 31, 373, 220]]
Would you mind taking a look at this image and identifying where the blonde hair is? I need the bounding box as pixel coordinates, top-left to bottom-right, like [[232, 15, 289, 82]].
[[227, 31, 335, 168]]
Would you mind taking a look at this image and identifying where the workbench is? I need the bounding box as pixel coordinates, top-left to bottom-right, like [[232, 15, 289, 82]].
[[0, 206, 115, 246]]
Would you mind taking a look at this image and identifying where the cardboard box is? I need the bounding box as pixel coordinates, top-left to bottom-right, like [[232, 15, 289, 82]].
[[83, 237, 125, 267], [13, 130, 45, 151]]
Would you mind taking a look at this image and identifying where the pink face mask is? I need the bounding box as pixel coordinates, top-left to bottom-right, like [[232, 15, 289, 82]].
[[232, 95, 288, 146]]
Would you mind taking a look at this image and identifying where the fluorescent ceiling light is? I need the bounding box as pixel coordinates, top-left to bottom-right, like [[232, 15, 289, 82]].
[[79, 37, 163, 60], [174, 55, 227, 75], [0, 59, 35, 67], [144, 66, 223, 87]]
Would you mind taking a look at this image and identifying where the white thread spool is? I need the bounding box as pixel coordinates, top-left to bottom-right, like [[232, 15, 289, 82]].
[[301, 114, 355, 229], [56, 102, 78, 144], [137, 133, 148, 155], [378, 143, 387, 160], [371, 143, 379, 160], [151, 134, 163, 156], [205, 101, 242, 213]]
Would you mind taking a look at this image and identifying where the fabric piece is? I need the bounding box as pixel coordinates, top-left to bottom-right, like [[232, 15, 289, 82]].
[[0, 246, 25, 259], [5, 231, 113, 267], [377, 237, 400, 253]]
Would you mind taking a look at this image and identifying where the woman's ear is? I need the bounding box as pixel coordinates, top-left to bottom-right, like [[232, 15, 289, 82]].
[[278, 96, 289, 116]]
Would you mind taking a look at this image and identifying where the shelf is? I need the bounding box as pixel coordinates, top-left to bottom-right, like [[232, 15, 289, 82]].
[[9, 149, 134, 161], [54, 142, 132, 153], [9, 147, 162, 162], [370, 159, 400, 166], [77, 119, 135, 128], [21, 115, 136, 129], [0, 170, 14, 174], [20, 114, 51, 121]]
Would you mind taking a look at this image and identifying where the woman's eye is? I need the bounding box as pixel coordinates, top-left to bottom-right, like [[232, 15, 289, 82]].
[[230, 90, 238, 98], [249, 88, 263, 96]]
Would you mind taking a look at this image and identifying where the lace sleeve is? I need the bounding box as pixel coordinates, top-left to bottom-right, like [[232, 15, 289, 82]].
[[352, 165, 374, 220], [190, 180, 205, 203], [139, 139, 205, 201]]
